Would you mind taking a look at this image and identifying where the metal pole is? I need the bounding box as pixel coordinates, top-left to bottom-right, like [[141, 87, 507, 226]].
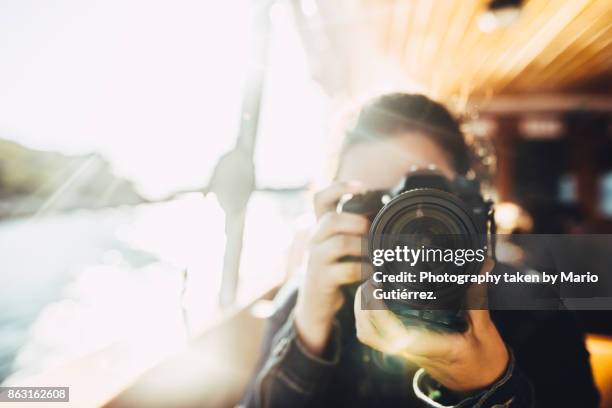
[[209, 1, 272, 308]]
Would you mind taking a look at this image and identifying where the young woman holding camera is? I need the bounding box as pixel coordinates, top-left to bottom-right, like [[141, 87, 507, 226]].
[[242, 93, 598, 407]]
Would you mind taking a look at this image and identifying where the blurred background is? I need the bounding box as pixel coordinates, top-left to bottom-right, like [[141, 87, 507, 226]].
[[0, 0, 611, 406]]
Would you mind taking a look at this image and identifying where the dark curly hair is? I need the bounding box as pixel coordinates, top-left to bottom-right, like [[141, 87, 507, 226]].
[[343, 93, 471, 175]]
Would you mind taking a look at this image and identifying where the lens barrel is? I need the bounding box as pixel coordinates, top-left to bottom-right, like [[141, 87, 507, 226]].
[[368, 188, 486, 332]]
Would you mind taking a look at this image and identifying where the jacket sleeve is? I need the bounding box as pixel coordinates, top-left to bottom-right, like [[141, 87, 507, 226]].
[[241, 288, 342, 408]]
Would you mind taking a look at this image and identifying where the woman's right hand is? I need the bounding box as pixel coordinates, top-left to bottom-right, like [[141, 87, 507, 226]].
[[294, 181, 370, 356]]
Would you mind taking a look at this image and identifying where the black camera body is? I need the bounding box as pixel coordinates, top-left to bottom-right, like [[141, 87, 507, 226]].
[[339, 169, 493, 332]]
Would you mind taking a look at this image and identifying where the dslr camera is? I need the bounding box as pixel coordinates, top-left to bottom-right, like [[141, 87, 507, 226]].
[[339, 168, 494, 332]]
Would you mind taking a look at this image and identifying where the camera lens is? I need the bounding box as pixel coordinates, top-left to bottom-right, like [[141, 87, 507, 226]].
[[368, 188, 486, 317]]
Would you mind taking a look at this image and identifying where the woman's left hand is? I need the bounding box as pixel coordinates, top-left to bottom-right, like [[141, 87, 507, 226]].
[[354, 259, 509, 393]]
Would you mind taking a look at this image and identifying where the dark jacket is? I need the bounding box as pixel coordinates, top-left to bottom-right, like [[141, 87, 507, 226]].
[[242, 265, 599, 408]]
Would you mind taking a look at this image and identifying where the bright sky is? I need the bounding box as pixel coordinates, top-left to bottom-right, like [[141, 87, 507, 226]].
[[0, 0, 328, 198]]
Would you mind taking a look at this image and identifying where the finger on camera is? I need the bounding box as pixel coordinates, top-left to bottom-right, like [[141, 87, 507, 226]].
[[366, 308, 411, 348], [465, 309, 495, 333], [355, 306, 405, 354], [314, 234, 365, 262], [357, 279, 386, 309], [312, 212, 369, 243], [355, 288, 394, 339], [354, 292, 383, 348], [403, 328, 458, 359], [329, 262, 370, 285], [355, 317, 386, 351], [356, 284, 454, 357], [313, 181, 363, 219]]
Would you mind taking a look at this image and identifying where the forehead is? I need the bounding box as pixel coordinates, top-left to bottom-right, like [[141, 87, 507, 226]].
[[336, 132, 455, 190]]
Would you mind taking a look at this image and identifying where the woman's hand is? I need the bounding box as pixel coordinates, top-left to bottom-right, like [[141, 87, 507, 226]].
[[294, 181, 370, 356], [354, 259, 509, 393]]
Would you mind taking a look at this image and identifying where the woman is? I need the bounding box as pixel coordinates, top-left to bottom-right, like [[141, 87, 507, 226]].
[[242, 93, 598, 407]]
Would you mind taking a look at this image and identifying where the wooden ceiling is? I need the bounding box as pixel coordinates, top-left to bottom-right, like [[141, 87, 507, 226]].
[[292, 0, 612, 101]]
